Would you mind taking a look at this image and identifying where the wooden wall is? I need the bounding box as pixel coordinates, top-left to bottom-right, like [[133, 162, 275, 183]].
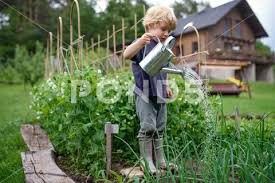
[[174, 30, 208, 61], [174, 7, 257, 61]]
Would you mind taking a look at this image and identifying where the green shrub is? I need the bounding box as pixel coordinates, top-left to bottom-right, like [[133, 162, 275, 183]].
[[0, 42, 44, 85], [0, 64, 21, 84]]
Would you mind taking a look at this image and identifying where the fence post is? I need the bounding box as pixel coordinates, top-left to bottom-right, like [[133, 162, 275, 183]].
[[56, 23, 60, 74], [91, 38, 94, 53], [49, 32, 53, 78], [91, 38, 94, 63], [45, 38, 49, 79], [106, 30, 110, 73], [70, 0, 82, 75], [113, 25, 116, 54], [98, 34, 101, 50], [134, 14, 137, 39], [122, 18, 125, 67], [113, 24, 116, 69], [104, 122, 119, 179], [85, 42, 88, 66], [57, 17, 63, 73]]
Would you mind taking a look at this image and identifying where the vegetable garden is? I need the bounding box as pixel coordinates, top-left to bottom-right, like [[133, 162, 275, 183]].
[[30, 66, 275, 182]]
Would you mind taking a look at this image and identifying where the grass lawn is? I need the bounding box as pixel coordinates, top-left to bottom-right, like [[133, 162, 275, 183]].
[[0, 84, 32, 183], [217, 82, 275, 115]]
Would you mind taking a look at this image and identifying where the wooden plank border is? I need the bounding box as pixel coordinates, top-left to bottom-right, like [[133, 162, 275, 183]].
[[20, 124, 75, 183]]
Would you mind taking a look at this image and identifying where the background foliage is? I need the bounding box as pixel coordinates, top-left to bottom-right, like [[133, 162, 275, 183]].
[[0, 42, 44, 85], [0, 0, 273, 85]]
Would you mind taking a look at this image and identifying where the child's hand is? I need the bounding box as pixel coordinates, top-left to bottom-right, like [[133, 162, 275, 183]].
[[139, 33, 154, 45], [166, 87, 173, 98]]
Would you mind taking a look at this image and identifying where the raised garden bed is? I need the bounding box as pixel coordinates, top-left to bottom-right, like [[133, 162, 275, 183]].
[[208, 82, 242, 96]]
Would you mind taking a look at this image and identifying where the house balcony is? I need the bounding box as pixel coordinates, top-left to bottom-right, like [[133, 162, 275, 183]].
[[209, 49, 274, 65]]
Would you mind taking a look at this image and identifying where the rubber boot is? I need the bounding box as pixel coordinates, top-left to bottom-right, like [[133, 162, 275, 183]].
[[154, 138, 178, 171], [139, 138, 158, 175]]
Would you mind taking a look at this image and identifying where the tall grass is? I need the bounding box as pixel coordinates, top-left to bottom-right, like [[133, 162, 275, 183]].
[[110, 104, 275, 182]]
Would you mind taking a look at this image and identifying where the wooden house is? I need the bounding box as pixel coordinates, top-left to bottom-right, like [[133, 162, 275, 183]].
[[172, 0, 274, 83]]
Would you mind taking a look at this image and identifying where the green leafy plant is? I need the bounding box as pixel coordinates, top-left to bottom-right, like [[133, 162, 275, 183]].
[[30, 66, 275, 181], [30, 67, 210, 177]]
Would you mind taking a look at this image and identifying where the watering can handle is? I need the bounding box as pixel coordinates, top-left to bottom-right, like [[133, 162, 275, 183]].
[[151, 35, 161, 43], [164, 36, 176, 49], [142, 35, 160, 59], [150, 35, 175, 50]]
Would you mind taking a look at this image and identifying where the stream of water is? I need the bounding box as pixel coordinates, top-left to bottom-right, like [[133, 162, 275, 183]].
[[169, 63, 217, 176]]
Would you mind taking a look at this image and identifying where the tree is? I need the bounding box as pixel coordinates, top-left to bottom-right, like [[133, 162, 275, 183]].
[[255, 40, 272, 57], [0, 0, 59, 64], [172, 0, 210, 18], [99, 0, 148, 45], [0, 0, 148, 65]]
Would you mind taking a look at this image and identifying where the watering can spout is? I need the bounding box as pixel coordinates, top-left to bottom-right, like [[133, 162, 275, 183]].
[[161, 67, 184, 75]]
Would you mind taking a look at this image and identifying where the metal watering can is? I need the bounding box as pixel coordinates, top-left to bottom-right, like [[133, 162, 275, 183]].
[[139, 36, 183, 76]]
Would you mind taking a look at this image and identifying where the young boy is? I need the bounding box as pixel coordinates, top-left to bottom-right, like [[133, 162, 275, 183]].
[[123, 5, 177, 174]]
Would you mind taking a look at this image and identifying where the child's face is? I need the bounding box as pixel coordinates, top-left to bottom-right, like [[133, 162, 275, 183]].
[[148, 21, 170, 42]]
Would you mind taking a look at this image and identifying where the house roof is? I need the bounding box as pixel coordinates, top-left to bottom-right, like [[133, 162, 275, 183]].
[[172, 0, 268, 38]]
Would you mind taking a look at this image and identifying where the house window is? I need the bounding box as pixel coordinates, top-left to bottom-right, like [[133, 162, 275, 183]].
[[224, 42, 232, 51], [232, 45, 241, 52], [175, 45, 184, 56], [175, 46, 180, 56], [224, 18, 232, 36], [235, 20, 241, 38], [180, 45, 184, 56], [192, 42, 198, 53]]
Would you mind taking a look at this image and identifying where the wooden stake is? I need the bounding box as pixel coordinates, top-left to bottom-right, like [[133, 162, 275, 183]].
[[113, 24, 116, 55], [56, 23, 60, 74], [45, 39, 49, 79], [98, 34, 101, 50], [104, 122, 119, 179], [70, 0, 82, 76], [122, 18, 125, 67], [91, 38, 94, 63], [106, 30, 110, 73], [134, 14, 137, 39], [49, 32, 53, 77], [58, 17, 63, 73], [79, 37, 83, 71], [85, 42, 88, 66]]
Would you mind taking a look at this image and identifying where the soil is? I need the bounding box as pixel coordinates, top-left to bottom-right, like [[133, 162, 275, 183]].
[[55, 155, 94, 183], [55, 155, 131, 183]]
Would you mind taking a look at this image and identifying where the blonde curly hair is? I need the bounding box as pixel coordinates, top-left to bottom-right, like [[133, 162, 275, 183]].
[[143, 5, 177, 32]]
